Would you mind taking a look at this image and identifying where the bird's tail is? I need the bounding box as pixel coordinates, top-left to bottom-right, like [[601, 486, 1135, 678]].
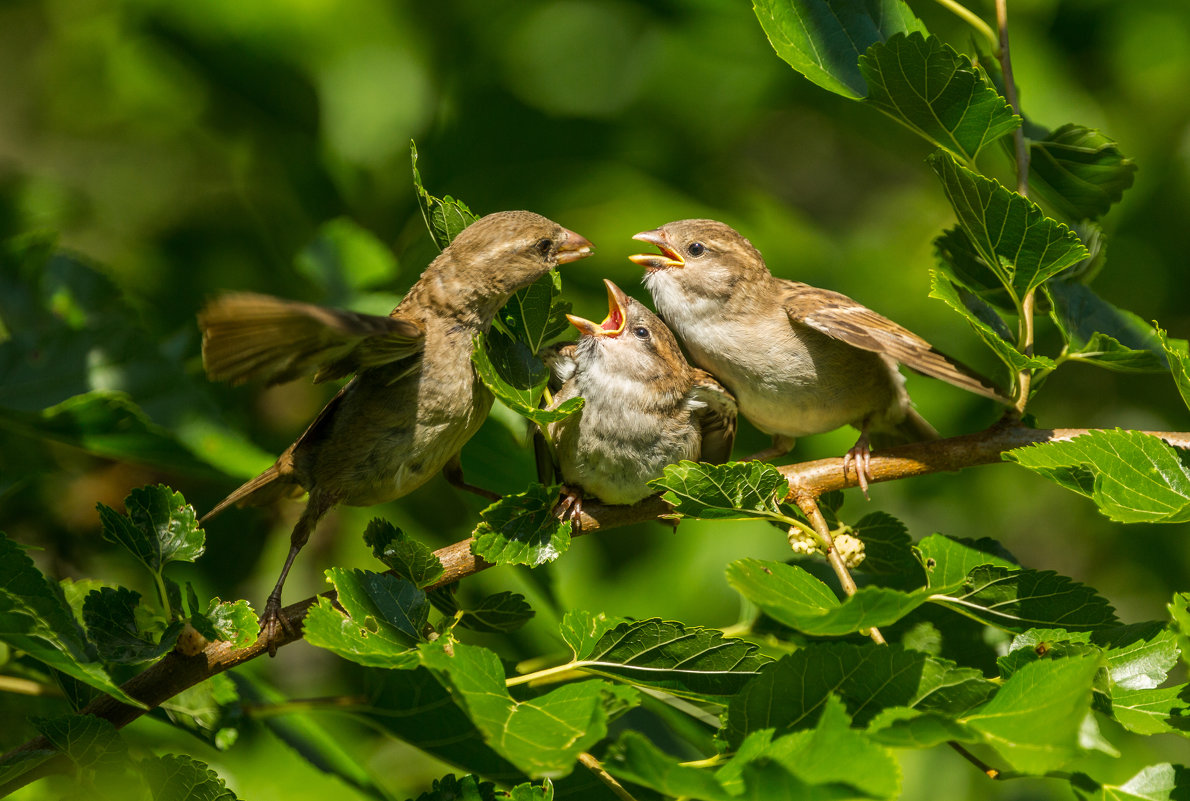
[[200, 463, 303, 524], [871, 407, 940, 449]]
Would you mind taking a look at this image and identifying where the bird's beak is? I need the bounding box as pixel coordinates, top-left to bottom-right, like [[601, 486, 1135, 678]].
[[566, 279, 629, 338], [555, 228, 595, 264], [628, 229, 684, 272]]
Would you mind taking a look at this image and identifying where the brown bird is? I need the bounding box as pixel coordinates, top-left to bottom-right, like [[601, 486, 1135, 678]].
[[545, 279, 736, 522], [629, 219, 1007, 492], [199, 210, 593, 653]]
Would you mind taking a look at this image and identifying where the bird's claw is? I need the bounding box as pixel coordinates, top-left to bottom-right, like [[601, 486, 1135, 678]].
[[260, 593, 296, 658], [842, 438, 873, 499]]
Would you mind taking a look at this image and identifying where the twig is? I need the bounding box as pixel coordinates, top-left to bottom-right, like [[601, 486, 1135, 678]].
[[932, 0, 998, 52], [949, 741, 1001, 779], [577, 752, 638, 801], [3, 422, 1190, 794]]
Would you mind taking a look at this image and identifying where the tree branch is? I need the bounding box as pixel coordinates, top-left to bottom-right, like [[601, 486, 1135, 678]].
[[4, 421, 1189, 793]]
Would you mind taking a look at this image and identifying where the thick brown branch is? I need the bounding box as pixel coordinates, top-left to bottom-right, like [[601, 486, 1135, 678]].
[[4, 421, 1189, 793]]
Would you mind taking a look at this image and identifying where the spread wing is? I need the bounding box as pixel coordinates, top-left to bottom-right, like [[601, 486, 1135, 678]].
[[689, 369, 738, 464], [199, 292, 425, 386], [780, 281, 1009, 404]]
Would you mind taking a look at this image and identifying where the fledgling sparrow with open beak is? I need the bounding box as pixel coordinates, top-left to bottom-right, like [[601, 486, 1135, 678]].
[[198, 210, 593, 653], [630, 219, 1008, 493], [545, 279, 737, 522]]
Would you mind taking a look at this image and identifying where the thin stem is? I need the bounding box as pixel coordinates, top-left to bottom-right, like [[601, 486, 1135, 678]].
[[1015, 290, 1036, 413], [505, 661, 588, 688], [949, 741, 1001, 779], [0, 676, 62, 697], [578, 752, 638, 801], [241, 695, 370, 718], [791, 492, 886, 645], [933, 0, 998, 52]]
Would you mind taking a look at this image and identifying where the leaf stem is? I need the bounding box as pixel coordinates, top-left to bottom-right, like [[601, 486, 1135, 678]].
[[505, 660, 587, 688], [0, 676, 62, 697], [241, 695, 370, 718], [932, 0, 998, 53], [948, 741, 1001, 779], [578, 752, 639, 801]]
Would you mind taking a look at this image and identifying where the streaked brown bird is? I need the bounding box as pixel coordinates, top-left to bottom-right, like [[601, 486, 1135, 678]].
[[545, 279, 736, 521], [630, 219, 1008, 493], [199, 210, 593, 653]]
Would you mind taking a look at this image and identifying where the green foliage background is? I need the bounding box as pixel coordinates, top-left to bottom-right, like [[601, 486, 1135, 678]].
[[1, 0, 1188, 798]]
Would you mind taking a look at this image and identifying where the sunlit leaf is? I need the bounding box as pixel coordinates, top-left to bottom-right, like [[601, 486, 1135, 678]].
[[1070, 763, 1190, 801], [471, 484, 572, 567], [1157, 325, 1190, 411], [363, 518, 445, 589], [860, 33, 1019, 160], [650, 460, 790, 521], [933, 566, 1117, 633], [914, 533, 1018, 588], [411, 141, 478, 249], [97, 485, 204, 575], [303, 569, 426, 669]]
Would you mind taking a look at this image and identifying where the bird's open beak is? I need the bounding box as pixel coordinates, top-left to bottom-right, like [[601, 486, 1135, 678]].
[[628, 229, 684, 271], [555, 228, 595, 264], [566, 279, 629, 338]]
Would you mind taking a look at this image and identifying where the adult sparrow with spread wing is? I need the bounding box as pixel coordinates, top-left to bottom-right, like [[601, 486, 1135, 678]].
[[545, 279, 736, 521], [630, 219, 1007, 492], [199, 210, 593, 652]]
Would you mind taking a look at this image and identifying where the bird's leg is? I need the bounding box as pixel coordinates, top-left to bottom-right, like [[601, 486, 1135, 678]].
[[442, 453, 501, 502], [262, 492, 334, 656], [842, 424, 874, 499], [553, 485, 585, 532], [743, 434, 796, 463]]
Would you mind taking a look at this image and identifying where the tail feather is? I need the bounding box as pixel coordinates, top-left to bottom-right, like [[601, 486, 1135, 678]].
[[897, 407, 940, 442], [200, 463, 303, 523]]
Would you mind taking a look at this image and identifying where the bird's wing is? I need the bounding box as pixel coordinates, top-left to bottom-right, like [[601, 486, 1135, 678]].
[[199, 292, 426, 386], [780, 281, 1009, 403], [689, 369, 738, 464]]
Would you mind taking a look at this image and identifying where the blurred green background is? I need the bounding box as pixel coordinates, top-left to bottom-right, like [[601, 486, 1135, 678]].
[[2, 0, 1188, 798]]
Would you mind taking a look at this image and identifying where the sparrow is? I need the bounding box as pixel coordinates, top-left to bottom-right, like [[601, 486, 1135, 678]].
[[545, 279, 736, 522], [629, 219, 1008, 493], [198, 210, 593, 653]]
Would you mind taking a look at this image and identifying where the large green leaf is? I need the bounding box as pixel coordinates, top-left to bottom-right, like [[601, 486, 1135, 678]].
[[1006, 430, 1190, 524], [1109, 685, 1190, 738], [411, 141, 478, 249], [497, 270, 572, 356], [650, 460, 791, 522], [363, 518, 445, 589], [1048, 281, 1169, 373], [420, 641, 612, 779], [753, 0, 925, 100], [726, 558, 936, 635], [0, 532, 141, 707], [860, 33, 1019, 160], [914, 533, 1018, 588], [963, 653, 1102, 773], [471, 483, 572, 567], [865, 707, 984, 749], [1071, 764, 1190, 801], [933, 566, 1117, 633], [458, 591, 535, 634], [1030, 124, 1137, 221], [97, 484, 204, 575], [564, 617, 769, 698], [472, 332, 584, 425], [929, 150, 1089, 298], [929, 270, 1055, 373]]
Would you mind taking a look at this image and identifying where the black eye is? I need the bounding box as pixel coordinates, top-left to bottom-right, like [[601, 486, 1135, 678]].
[[536, 238, 553, 256], [633, 326, 650, 340], [687, 242, 705, 257]]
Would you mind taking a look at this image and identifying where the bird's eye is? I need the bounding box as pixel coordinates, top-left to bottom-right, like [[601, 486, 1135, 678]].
[[633, 326, 650, 340], [536, 238, 553, 256], [687, 242, 705, 257]]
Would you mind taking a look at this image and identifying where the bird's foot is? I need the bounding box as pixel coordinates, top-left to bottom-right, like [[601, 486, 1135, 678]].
[[842, 435, 873, 499], [553, 486, 585, 532], [260, 592, 296, 658]]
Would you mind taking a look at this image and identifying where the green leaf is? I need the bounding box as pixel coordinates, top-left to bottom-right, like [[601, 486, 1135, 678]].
[[963, 653, 1102, 773], [498, 270, 572, 355], [850, 511, 928, 588], [1095, 622, 1182, 690], [727, 558, 936, 635], [929, 270, 1056, 373], [98, 484, 204, 575], [928, 149, 1089, 298], [406, 774, 498, 801], [419, 641, 610, 779], [295, 217, 398, 301], [472, 332, 584, 425], [1006, 430, 1190, 524], [914, 533, 1018, 588], [933, 225, 1012, 303], [1109, 685, 1190, 737], [603, 731, 736, 801], [1170, 593, 1190, 670], [505, 778, 555, 801], [566, 617, 769, 698], [1157, 326, 1190, 412], [1071, 764, 1190, 801], [471, 484, 572, 567], [201, 599, 260, 649], [722, 643, 992, 747], [303, 569, 426, 668], [866, 707, 984, 748], [363, 518, 445, 589], [860, 33, 1019, 160], [650, 460, 790, 522], [160, 674, 241, 752], [1048, 281, 1169, 372], [142, 753, 240, 800], [82, 586, 181, 664], [560, 610, 628, 661], [459, 591, 535, 634], [32, 713, 127, 772], [934, 566, 1117, 633], [411, 141, 478, 249], [1029, 124, 1137, 221], [753, 0, 925, 100], [0, 532, 142, 706]]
